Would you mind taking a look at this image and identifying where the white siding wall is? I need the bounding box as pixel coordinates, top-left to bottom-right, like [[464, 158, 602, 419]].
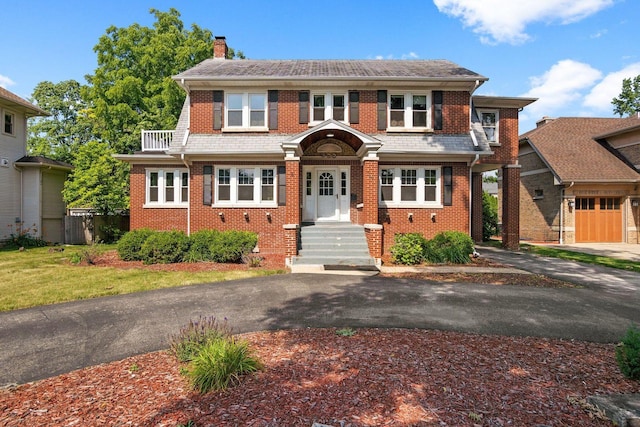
[[0, 109, 27, 240], [21, 168, 41, 237]]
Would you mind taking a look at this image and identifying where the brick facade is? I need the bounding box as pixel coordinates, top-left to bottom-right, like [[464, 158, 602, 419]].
[[123, 49, 530, 262]]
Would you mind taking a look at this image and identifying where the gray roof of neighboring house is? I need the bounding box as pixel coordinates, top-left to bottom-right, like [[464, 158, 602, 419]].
[[15, 156, 73, 170], [0, 87, 49, 117], [174, 59, 487, 82]]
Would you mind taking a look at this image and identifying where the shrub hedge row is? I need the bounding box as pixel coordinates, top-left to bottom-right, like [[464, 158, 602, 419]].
[[391, 231, 475, 265], [117, 229, 258, 265]]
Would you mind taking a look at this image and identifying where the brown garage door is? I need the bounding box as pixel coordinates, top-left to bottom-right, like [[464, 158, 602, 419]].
[[575, 197, 622, 242]]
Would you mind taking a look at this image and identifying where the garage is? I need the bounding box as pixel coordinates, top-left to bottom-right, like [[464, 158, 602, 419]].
[[575, 197, 622, 243]]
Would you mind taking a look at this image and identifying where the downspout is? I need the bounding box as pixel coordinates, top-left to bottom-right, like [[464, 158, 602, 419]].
[[181, 154, 191, 236]]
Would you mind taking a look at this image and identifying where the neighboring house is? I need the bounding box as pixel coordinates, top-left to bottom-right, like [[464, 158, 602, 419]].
[[116, 36, 534, 266], [519, 116, 640, 244], [0, 87, 72, 244]]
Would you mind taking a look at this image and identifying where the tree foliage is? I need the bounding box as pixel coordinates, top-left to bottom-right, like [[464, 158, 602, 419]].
[[482, 191, 499, 241], [612, 75, 640, 117], [30, 8, 243, 213], [62, 141, 129, 214], [84, 8, 219, 154], [27, 80, 93, 164]]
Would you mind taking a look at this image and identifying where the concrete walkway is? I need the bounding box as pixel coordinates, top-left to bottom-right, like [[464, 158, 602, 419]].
[[1, 247, 639, 386]]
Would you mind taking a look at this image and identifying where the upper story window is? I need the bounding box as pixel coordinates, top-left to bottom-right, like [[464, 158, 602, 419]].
[[311, 92, 347, 123], [225, 93, 267, 131], [146, 169, 189, 207], [477, 109, 499, 143], [215, 166, 277, 206], [3, 110, 15, 136], [379, 166, 441, 207], [388, 93, 431, 130]]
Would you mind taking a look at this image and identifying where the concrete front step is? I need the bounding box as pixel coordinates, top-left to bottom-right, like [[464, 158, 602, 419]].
[[293, 223, 377, 269]]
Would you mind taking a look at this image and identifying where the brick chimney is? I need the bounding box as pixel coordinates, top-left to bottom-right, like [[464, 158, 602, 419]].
[[213, 36, 228, 59], [536, 116, 555, 128]]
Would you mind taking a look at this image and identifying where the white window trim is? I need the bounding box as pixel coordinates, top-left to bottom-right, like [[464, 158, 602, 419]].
[[223, 92, 268, 132], [310, 91, 349, 124], [2, 109, 16, 136], [144, 168, 189, 208], [477, 108, 500, 145], [379, 166, 442, 208], [387, 92, 432, 132], [214, 166, 278, 207]]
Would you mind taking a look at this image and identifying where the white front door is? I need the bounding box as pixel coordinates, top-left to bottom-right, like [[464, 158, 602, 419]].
[[316, 169, 338, 221]]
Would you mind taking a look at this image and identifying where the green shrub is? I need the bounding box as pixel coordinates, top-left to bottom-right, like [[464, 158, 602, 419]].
[[425, 231, 474, 264], [482, 191, 499, 241], [187, 336, 263, 393], [139, 230, 190, 264], [169, 316, 233, 362], [185, 229, 221, 262], [6, 223, 47, 249], [616, 324, 640, 380], [390, 233, 428, 265], [117, 228, 155, 261], [208, 230, 258, 263]]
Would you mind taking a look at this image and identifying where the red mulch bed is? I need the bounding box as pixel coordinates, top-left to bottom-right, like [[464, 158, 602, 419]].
[[2, 328, 637, 426], [87, 250, 288, 272]]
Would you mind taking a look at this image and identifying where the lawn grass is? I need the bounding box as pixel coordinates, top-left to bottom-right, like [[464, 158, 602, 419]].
[[520, 244, 640, 273], [481, 239, 640, 273], [0, 245, 285, 312]]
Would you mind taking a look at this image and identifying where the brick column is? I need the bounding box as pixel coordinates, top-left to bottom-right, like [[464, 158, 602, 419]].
[[283, 158, 301, 259], [471, 172, 483, 243], [501, 164, 521, 250], [362, 158, 379, 225]]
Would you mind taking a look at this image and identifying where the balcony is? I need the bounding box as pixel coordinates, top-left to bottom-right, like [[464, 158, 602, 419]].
[[141, 130, 174, 152]]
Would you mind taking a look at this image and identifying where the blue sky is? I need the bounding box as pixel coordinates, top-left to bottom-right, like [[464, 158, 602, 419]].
[[1, 0, 638, 132]]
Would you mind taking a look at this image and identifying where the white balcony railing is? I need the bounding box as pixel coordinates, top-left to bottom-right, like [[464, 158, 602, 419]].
[[141, 130, 174, 152]]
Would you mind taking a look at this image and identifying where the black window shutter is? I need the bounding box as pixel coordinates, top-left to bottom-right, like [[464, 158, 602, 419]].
[[203, 166, 213, 205], [443, 166, 452, 206], [349, 91, 359, 124], [268, 90, 278, 130], [277, 165, 286, 206], [299, 91, 309, 124], [213, 90, 223, 130], [377, 90, 387, 131], [433, 90, 443, 131]]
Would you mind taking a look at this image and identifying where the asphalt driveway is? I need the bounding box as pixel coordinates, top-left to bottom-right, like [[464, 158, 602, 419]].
[[1, 247, 639, 386]]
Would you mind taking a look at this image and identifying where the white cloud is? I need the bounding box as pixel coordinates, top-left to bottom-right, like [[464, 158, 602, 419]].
[[0, 74, 15, 89], [519, 60, 602, 120], [372, 52, 420, 60], [433, 0, 614, 44], [583, 62, 640, 112]]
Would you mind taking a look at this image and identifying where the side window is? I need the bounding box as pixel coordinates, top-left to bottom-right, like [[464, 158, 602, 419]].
[[3, 111, 15, 135], [478, 109, 499, 143]]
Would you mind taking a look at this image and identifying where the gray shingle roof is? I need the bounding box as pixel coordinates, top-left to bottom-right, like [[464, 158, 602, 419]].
[[174, 59, 487, 82], [0, 87, 49, 116], [169, 134, 287, 155]]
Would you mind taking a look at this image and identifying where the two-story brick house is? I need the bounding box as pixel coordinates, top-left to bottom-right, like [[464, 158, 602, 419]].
[[116, 37, 534, 267]]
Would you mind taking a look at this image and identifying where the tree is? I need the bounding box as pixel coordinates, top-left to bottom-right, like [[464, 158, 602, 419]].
[[27, 80, 93, 164], [84, 8, 232, 154], [62, 141, 129, 215], [612, 75, 640, 117], [482, 191, 499, 241]]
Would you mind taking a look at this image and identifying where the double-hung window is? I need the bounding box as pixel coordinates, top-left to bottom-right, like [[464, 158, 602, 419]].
[[3, 110, 15, 135], [379, 166, 441, 206], [388, 93, 431, 130], [477, 109, 499, 143], [225, 93, 267, 130], [146, 169, 189, 206], [215, 166, 277, 206], [310, 92, 347, 123]]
